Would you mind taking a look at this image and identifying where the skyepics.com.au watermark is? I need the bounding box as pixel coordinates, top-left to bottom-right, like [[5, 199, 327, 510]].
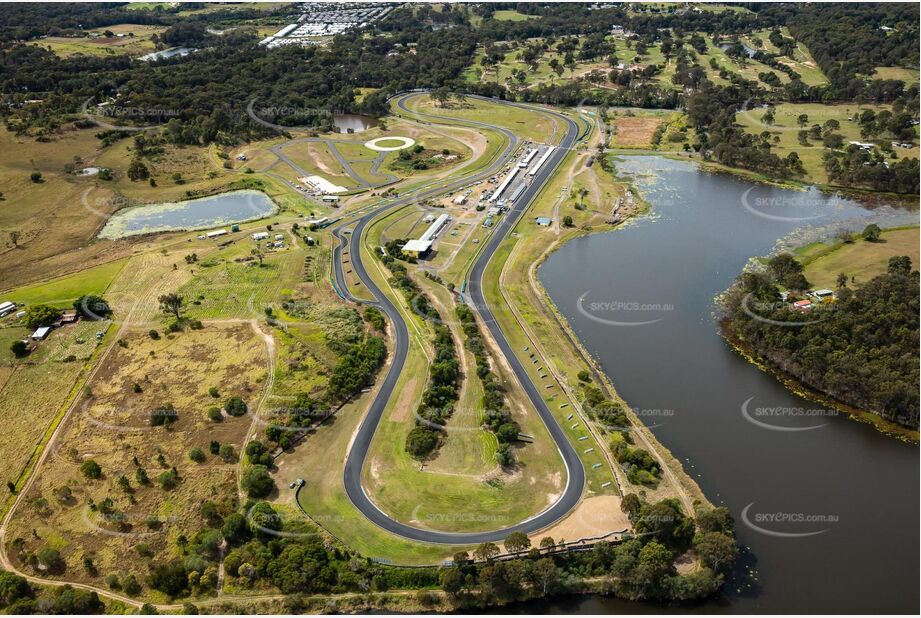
[[81, 97, 180, 131], [741, 396, 839, 432], [741, 502, 838, 538], [577, 291, 674, 327], [740, 187, 841, 223], [740, 292, 836, 327], [246, 98, 333, 132]]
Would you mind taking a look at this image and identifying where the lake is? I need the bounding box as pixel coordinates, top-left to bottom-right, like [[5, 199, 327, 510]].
[[98, 190, 277, 239], [538, 156, 919, 613], [333, 113, 379, 134]]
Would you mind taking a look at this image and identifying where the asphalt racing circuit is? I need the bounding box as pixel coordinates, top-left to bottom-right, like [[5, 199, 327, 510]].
[[330, 92, 584, 544]]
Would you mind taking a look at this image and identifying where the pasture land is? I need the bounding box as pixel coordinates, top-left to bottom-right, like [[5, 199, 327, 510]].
[[800, 227, 920, 290], [29, 24, 167, 58], [735, 102, 919, 185]]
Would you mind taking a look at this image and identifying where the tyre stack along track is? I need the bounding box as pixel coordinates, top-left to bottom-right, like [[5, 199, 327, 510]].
[[331, 92, 584, 544]]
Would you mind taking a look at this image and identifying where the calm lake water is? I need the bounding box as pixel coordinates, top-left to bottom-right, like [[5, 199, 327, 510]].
[[538, 157, 919, 613], [333, 113, 379, 133], [99, 190, 277, 239]]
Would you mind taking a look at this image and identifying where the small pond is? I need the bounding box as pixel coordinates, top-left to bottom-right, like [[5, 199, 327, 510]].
[[98, 190, 277, 239]]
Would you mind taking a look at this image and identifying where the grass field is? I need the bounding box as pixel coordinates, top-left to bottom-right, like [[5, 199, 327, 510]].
[[735, 102, 919, 185], [5, 323, 268, 600], [29, 24, 167, 58], [1, 259, 127, 306], [872, 66, 920, 84], [492, 9, 538, 22], [799, 227, 920, 289]]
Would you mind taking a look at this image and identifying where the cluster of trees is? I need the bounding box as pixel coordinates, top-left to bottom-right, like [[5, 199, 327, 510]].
[[441, 495, 736, 606], [724, 254, 919, 428], [824, 146, 920, 194], [0, 570, 104, 614], [325, 335, 387, 403], [581, 383, 660, 486], [456, 303, 520, 467], [405, 317, 460, 460]]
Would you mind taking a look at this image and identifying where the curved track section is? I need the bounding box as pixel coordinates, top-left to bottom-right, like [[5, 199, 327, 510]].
[[332, 93, 583, 544]]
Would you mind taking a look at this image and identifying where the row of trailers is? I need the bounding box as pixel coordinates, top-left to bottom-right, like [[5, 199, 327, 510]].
[[488, 145, 555, 206]]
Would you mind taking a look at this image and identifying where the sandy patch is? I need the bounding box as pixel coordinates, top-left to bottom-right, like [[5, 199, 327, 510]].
[[390, 377, 420, 422], [534, 494, 630, 544]]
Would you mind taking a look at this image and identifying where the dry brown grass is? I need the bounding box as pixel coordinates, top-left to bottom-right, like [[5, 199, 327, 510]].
[[613, 116, 664, 148], [4, 323, 268, 597]]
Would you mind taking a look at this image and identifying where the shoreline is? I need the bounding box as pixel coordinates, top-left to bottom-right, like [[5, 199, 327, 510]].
[[717, 317, 919, 443]]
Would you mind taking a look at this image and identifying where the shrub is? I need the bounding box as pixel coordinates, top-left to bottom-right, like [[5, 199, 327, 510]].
[[10, 340, 28, 358], [148, 330, 160, 340], [405, 426, 439, 460], [188, 448, 205, 463], [208, 387, 219, 398], [240, 465, 274, 498], [207, 407, 222, 422], [149, 404, 178, 427], [224, 396, 247, 417], [80, 459, 102, 479]]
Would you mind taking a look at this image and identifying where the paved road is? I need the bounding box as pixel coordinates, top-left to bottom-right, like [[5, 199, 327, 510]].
[[331, 92, 584, 544], [272, 137, 398, 189]]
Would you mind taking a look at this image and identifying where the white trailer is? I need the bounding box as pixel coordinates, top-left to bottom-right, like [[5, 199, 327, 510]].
[[489, 167, 519, 202], [528, 146, 555, 177]]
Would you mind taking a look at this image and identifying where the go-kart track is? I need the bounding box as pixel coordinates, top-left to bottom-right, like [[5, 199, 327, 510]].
[[329, 92, 586, 544]]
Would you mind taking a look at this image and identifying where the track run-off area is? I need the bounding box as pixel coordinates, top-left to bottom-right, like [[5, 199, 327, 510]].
[[330, 92, 588, 544]]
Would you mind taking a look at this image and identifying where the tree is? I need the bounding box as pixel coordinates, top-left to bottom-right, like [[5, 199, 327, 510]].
[[693, 532, 738, 573], [440, 568, 464, 597], [23, 304, 60, 330], [888, 255, 912, 276], [158, 293, 183, 320], [562, 215, 574, 227], [796, 113, 809, 127], [30, 171, 42, 183], [473, 542, 500, 562], [10, 340, 27, 358], [503, 531, 531, 553], [224, 396, 247, 417], [188, 447, 205, 463], [80, 459, 102, 479], [74, 295, 110, 319], [221, 513, 250, 546], [530, 557, 560, 595], [37, 547, 65, 574], [766, 253, 809, 290], [0, 570, 33, 606], [127, 159, 149, 181], [836, 273, 848, 289], [861, 223, 882, 242], [241, 465, 274, 498], [539, 536, 556, 551], [149, 404, 178, 427], [251, 245, 265, 266]]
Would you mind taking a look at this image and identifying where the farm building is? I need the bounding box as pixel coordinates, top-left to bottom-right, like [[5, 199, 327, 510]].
[[252, 232, 270, 241], [0, 301, 15, 317], [207, 229, 228, 238], [535, 216, 552, 226], [453, 194, 467, 205], [31, 326, 51, 341], [402, 239, 433, 258]]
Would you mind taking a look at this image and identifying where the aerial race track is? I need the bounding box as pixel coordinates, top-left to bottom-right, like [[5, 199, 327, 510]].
[[330, 92, 584, 544]]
